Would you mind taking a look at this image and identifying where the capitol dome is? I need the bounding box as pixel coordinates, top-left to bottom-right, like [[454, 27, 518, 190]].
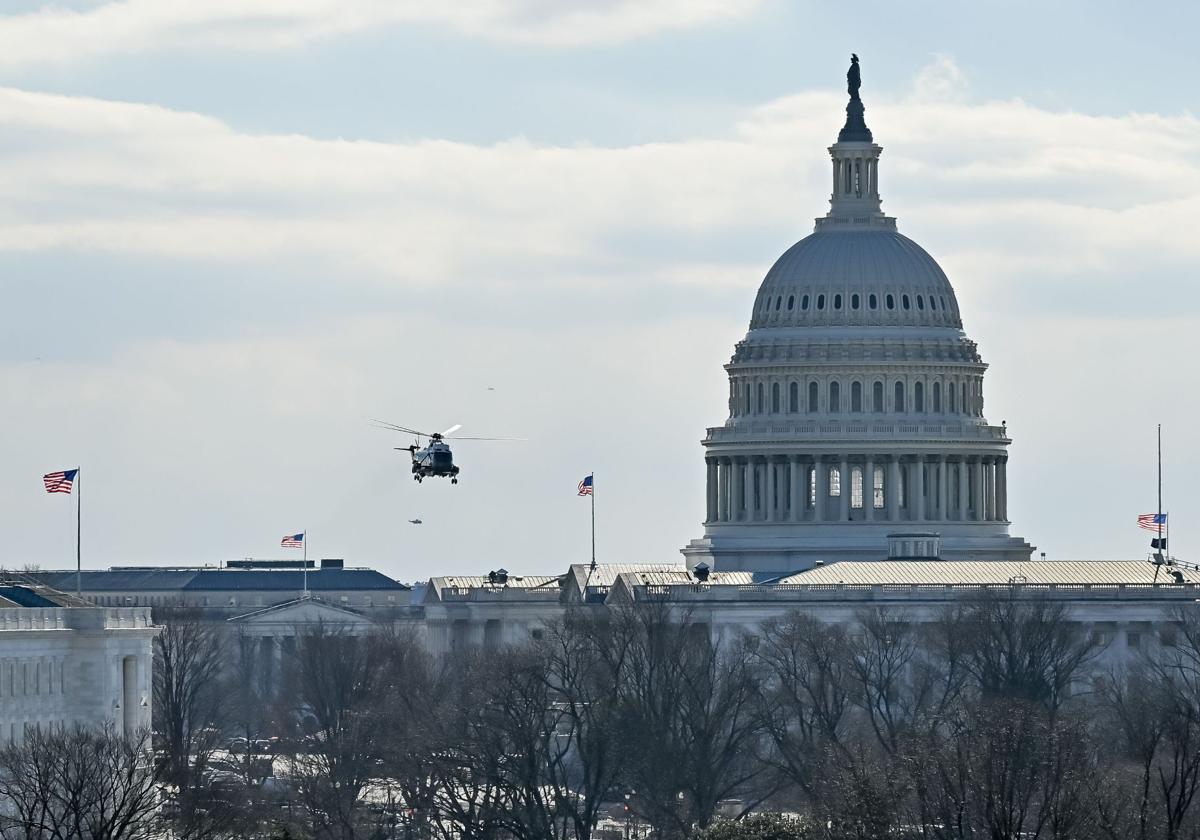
[[750, 231, 963, 330], [683, 56, 1032, 574]]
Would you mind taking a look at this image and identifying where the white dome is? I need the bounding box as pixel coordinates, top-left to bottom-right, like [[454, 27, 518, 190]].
[[750, 230, 962, 329]]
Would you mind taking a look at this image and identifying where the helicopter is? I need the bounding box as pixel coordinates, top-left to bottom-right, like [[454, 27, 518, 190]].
[[371, 420, 516, 484]]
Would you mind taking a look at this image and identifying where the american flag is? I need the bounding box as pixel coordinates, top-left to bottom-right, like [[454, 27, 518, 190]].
[[1138, 513, 1168, 532], [577, 474, 593, 496], [43, 469, 77, 494], [281, 533, 304, 548]]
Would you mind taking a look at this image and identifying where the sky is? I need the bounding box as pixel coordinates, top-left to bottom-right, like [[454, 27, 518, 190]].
[[1, 0, 1198, 582]]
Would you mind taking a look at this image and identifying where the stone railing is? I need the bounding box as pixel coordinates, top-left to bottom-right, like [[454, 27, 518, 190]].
[[0, 608, 67, 631], [707, 420, 1008, 443], [103, 607, 155, 629], [638, 582, 1200, 603], [441, 587, 563, 603]]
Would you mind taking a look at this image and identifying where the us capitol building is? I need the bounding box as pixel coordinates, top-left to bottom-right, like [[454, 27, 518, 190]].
[[683, 54, 1033, 573]]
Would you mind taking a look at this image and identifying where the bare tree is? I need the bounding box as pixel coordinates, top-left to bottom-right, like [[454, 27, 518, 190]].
[[152, 610, 225, 789]]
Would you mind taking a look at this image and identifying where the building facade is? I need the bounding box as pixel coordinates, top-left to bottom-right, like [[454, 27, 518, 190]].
[[0, 581, 157, 744], [682, 59, 1032, 573]]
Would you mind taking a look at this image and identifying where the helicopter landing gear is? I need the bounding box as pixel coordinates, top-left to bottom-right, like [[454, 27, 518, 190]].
[[414, 475, 422, 483], [451, 477, 458, 485]]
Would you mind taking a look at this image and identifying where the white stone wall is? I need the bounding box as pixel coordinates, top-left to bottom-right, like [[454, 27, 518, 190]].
[[0, 607, 157, 744]]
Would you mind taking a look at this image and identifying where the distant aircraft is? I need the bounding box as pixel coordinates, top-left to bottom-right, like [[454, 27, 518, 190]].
[[408, 518, 423, 525]]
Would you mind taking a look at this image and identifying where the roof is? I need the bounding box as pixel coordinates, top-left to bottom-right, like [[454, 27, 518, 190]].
[[619, 570, 756, 587], [25, 567, 408, 592], [0, 580, 90, 608], [750, 231, 963, 330], [567, 563, 687, 590], [777, 560, 1200, 587]]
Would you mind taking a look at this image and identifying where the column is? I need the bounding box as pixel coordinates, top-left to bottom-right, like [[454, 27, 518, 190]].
[[705, 458, 718, 522], [997, 457, 1008, 521], [958, 459, 969, 521], [731, 459, 744, 521], [913, 457, 925, 521], [887, 457, 900, 521], [864, 457, 875, 522], [767, 460, 779, 523], [790, 457, 803, 521], [839, 457, 851, 521], [716, 459, 727, 521], [742, 459, 754, 521], [938, 457, 948, 521], [814, 459, 828, 522], [984, 457, 995, 520], [972, 458, 985, 521]]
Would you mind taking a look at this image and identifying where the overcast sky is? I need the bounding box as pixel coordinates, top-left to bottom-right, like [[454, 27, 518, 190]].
[[2, 0, 1198, 582]]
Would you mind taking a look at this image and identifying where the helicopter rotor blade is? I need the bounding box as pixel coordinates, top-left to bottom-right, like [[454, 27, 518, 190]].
[[440, 423, 463, 437], [369, 419, 429, 437], [447, 436, 527, 442]]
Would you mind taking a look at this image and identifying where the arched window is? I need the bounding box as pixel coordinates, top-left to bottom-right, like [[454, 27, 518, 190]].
[[914, 381, 924, 412], [829, 467, 841, 497], [902, 294, 911, 310], [833, 294, 842, 310], [808, 381, 819, 413], [771, 382, 780, 413], [873, 466, 885, 509], [933, 381, 942, 413], [851, 381, 863, 412], [940, 295, 947, 310], [787, 295, 794, 310], [817, 294, 826, 310], [916, 295, 925, 310], [873, 381, 884, 412], [961, 383, 967, 415], [801, 295, 810, 311], [886, 294, 895, 310], [775, 296, 782, 311], [869, 293, 878, 310], [744, 384, 751, 414], [789, 381, 799, 413], [929, 296, 937, 311], [829, 381, 841, 412], [949, 383, 957, 413], [851, 293, 860, 310], [894, 381, 906, 412], [756, 383, 764, 414], [851, 467, 864, 509]]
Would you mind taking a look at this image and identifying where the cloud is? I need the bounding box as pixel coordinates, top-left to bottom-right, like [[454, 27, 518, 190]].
[[0, 0, 764, 67], [2, 56, 1199, 575]]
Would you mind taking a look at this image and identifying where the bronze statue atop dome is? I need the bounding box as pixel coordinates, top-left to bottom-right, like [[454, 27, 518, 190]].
[[847, 53, 861, 100]]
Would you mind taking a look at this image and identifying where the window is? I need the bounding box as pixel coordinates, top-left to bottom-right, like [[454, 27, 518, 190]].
[[808, 466, 816, 506], [933, 382, 941, 413], [873, 381, 884, 412], [776, 296, 783, 311], [873, 466, 885, 509], [940, 295, 947, 310], [817, 294, 826, 310], [851, 381, 863, 412], [929, 296, 937, 311], [869, 293, 878, 309], [886, 294, 895, 310], [787, 295, 794, 310], [851, 293, 860, 310], [833, 293, 842, 310], [771, 382, 780, 413], [829, 381, 840, 412], [916, 295, 925, 310], [829, 467, 841, 497], [851, 467, 863, 508], [894, 381, 905, 412], [914, 381, 924, 412], [949, 384, 957, 413], [801, 294, 810, 311], [902, 294, 911, 310], [744, 384, 751, 414], [789, 381, 799, 413], [756, 383, 764, 413], [960, 383, 967, 415], [531, 629, 545, 641], [808, 381, 819, 413]]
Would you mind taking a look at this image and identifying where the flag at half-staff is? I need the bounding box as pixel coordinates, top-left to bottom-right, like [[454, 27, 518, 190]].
[[578, 473, 595, 568]]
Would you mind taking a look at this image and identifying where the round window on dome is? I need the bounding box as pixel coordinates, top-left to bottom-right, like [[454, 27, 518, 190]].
[[817, 294, 826, 310], [916, 295, 925, 310], [775, 296, 782, 311], [929, 296, 937, 311], [851, 293, 860, 310], [787, 295, 794, 310], [801, 295, 810, 311], [833, 294, 842, 310], [886, 294, 895, 310], [869, 294, 878, 310], [902, 294, 911, 310]]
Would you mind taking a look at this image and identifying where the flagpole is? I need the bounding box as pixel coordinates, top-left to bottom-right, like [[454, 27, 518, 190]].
[[1158, 425, 1164, 556], [75, 466, 81, 597], [590, 473, 596, 569], [303, 530, 308, 597]]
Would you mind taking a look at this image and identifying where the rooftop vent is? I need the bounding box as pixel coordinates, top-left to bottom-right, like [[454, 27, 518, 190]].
[[320, 558, 344, 569], [488, 568, 509, 586], [693, 562, 711, 583]]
